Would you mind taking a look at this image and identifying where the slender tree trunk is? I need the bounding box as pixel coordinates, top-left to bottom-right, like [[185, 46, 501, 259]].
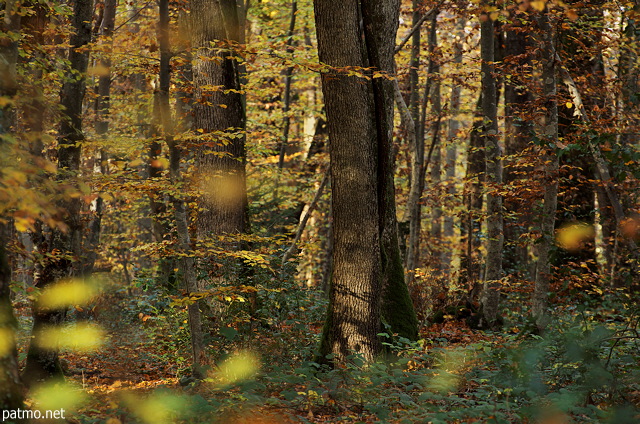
[[157, 0, 205, 377], [460, 94, 484, 303], [0, 1, 24, 411], [84, 0, 116, 275], [503, 10, 534, 277], [404, 12, 437, 283], [531, 10, 558, 332], [620, 4, 639, 146], [24, 0, 94, 385], [428, 18, 442, 263], [479, 9, 503, 328], [441, 18, 464, 274], [277, 0, 297, 169], [0, 232, 24, 413]]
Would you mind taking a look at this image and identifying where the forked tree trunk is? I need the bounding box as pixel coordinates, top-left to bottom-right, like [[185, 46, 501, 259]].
[[315, 0, 417, 362]]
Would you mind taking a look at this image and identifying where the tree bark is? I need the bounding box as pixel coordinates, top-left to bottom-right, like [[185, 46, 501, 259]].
[[190, 0, 247, 240], [158, 0, 206, 377], [84, 0, 116, 275], [503, 10, 534, 277], [315, 0, 417, 362], [531, 10, 559, 332], [24, 0, 94, 386], [479, 10, 503, 328], [441, 18, 464, 273], [0, 1, 24, 412]]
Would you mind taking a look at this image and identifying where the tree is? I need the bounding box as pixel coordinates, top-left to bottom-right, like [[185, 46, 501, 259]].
[[531, 8, 559, 332], [190, 0, 248, 241], [0, 0, 24, 411], [157, 0, 206, 377], [23, 0, 94, 385], [315, 0, 417, 362], [479, 6, 503, 328]]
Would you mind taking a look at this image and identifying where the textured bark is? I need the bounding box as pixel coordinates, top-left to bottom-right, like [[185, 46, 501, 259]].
[[315, 0, 382, 361], [503, 12, 534, 277], [277, 1, 297, 169], [315, 0, 416, 362], [84, 0, 116, 275], [479, 12, 503, 328], [157, 0, 206, 377], [531, 11, 558, 332], [362, 0, 418, 343], [24, 0, 94, 385], [404, 13, 437, 283], [0, 2, 24, 412], [190, 0, 247, 239], [441, 18, 464, 272], [460, 94, 484, 301]]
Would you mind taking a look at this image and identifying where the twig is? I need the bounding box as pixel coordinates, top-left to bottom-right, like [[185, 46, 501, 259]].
[[281, 172, 330, 268], [394, 3, 442, 55]]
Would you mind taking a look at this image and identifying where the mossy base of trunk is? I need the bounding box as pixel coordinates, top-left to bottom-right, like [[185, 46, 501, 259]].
[[381, 248, 419, 342]]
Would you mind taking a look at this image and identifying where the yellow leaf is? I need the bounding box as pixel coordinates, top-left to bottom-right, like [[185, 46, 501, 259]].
[[14, 216, 34, 232], [531, 0, 547, 12], [565, 9, 578, 20]]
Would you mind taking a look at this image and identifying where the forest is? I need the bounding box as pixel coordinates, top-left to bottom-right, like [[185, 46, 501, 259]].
[[0, 0, 639, 422]]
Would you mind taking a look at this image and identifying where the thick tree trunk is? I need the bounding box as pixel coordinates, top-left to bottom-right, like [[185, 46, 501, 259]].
[[479, 11, 503, 328], [315, 0, 383, 361], [24, 0, 94, 385], [315, 0, 417, 362], [190, 0, 247, 240], [362, 0, 418, 343], [531, 10, 558, 332]]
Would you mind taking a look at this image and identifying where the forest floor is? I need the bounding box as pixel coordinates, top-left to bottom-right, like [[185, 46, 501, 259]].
[[13, 276, 640, 423]]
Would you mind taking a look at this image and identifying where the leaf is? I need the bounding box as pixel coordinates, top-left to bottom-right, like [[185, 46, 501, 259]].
[[219, 326, 238, 341], [565, 9, 578, 20], [531, 0, 547, 11]]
